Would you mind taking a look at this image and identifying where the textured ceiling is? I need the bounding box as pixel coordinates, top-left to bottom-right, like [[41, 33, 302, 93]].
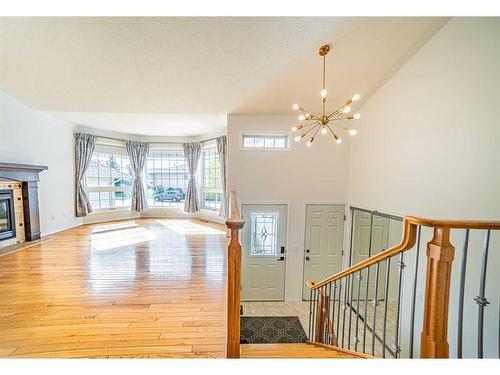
[[0, 17, 448, 135]]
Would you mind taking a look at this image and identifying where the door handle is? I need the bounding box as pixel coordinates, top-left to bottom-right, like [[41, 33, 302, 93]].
[[277, 256, 285, 261], [306, 249, 310, 253], [305, 256, 310, 261]]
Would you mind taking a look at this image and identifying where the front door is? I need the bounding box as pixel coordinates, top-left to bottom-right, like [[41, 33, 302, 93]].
[[302, 204, 345, 300], [241, 204, 287, 301]]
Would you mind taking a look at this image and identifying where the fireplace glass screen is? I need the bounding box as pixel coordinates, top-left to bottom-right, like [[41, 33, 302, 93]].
[[0, 190, 15, 241]]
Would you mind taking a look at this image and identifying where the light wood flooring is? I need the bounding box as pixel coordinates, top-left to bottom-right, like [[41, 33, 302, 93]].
[[0, 218, 228, 358]]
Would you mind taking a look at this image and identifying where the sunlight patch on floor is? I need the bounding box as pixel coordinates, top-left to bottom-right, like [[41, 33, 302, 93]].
[[91, 221, 139, 234], [90, 226, 156, 251], [155, 219, 225, 234]]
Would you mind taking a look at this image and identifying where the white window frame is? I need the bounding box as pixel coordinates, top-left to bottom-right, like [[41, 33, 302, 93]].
[[200, 142, 223, 211], [85, 142, 133, 212], [145, 145, 189, 209], [240, 132, 291, 151]]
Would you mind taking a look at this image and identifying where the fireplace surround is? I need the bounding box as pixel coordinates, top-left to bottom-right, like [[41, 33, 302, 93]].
[[0, 162, 48, 242]]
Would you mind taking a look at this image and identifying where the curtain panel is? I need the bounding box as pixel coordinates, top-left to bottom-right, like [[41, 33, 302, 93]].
[[126, 140, 150, 212], [74, 133, 97, 217], [216, 135, 228, 218], [183, 142, 202, 213]]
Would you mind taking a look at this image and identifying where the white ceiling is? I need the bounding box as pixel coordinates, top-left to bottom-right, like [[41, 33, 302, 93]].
[[0, 17, 448, 136]]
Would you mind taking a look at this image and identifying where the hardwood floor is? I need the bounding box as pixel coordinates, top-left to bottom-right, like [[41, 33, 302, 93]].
[[0, 218, 228, 358]]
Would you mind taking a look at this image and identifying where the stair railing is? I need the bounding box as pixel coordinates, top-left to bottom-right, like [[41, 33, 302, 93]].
[[225, 191, 245, 358], [306, 216, 500, 358]]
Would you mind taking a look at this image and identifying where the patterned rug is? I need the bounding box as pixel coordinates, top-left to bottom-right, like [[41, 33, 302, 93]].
[[240, 316, 308, 344]]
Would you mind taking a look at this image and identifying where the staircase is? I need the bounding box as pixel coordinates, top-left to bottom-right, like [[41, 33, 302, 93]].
[[241, 343, 370, 358], [225, 192, 500, 359]]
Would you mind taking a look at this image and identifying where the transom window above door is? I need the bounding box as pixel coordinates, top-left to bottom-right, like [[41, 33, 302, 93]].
[[242, 133, 289, 150], [250, 212, 279, 256]]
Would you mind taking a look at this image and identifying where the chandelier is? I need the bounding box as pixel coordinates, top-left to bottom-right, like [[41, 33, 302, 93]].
[[292, 44, 361, 146]]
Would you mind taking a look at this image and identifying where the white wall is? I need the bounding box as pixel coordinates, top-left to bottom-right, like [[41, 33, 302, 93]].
[[0, 90, 82, 235], [227, 114, 350, 300], [347, 18, 500, 358]]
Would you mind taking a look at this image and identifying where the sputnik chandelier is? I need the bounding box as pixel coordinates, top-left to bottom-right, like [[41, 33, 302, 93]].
[[292, 44, 361, 146]]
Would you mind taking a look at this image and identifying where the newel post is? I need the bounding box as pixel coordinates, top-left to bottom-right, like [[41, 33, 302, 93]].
[[225, 192, 245, 359], [420, 226, 455, 358]]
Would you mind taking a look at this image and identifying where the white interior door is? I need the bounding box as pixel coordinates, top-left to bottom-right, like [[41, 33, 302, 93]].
[[350, 211, 390, 299], [302, 204, 345, 300], [241, 204, 287, 301]]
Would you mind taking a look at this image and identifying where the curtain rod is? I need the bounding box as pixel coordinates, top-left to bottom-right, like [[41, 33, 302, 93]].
[[90, 134, 220, 144]]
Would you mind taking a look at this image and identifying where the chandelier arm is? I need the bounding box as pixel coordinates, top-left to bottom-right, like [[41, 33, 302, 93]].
[[301, 123, 320, 137], [301, 121, 320, 128], [325, 124, 340, 139], [311, 123, 321, 139], [329, 116, 349, 121]]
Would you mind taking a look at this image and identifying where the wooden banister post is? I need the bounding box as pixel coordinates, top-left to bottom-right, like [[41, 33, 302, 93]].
[[225, 192, 245, 358], [420, 227, 455, 358], [315, 287, 329, 343]]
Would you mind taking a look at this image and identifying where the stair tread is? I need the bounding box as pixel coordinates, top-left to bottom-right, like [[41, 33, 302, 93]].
[[240, 343, 363, 358]]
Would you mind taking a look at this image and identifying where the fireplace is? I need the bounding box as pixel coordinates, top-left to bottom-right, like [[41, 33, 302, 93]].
[[0, 189, 16, 241], [0, 162, 48, 243]]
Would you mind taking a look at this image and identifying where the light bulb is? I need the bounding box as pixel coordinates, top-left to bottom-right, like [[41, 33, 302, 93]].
[[298, 114, 305, 121], [351, 94, 360, 101], [292, 126, 298, 132], [320, 89, 328, 98], [343, 106, 352, 114], [294, 135, 302, 142], [336, 138, 342, 144], [321, 127, 328, 134], [348, 129, 357, 136], [292, 103, 300, 110], [353, 113, 361, 119]]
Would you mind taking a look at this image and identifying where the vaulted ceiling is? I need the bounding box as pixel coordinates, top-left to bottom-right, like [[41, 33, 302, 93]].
[[0, 17, 448, 135]]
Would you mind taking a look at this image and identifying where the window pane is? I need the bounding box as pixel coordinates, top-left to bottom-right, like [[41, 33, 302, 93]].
[[146, 150, 189, 207], [200, 147, 223, 211], [250, 212, 279, 256], [85, 148, 133, 210], [242, 134, 288, 149]]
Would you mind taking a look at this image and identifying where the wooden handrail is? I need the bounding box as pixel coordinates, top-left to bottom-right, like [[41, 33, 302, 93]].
[[406, 216, 500, 230], [308, 217, 418, 290], [225, 191, 245, 358], [307, 216, 500, 290]]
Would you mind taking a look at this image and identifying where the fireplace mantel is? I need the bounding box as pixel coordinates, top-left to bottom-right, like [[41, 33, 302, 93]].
[[0, 162, 48, 241]]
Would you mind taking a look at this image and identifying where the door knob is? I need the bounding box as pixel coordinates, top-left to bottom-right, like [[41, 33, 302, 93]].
[[305, 256, 310, 261], [306, 249, 310, 253]]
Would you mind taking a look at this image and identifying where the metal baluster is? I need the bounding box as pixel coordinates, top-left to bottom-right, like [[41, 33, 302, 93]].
[[336, 278, 342, 345], [409, 225, 421, 358], [324, 285, 328, 344], [475, 230, 491, 358], [325, 285, 330, 344], [371, 262, 380, 356], [332, 281, 337, 345], [393, 253, 405, 358], [362, 215, 375, 353], [354, 270, 363, 351], [309, 289, 313, 340], [457, 228, 470, 358], [312, 289, 317, 342], [348, 272, 355, 350], [341, 274, 349, 348], [382, 257, 391, 358]]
